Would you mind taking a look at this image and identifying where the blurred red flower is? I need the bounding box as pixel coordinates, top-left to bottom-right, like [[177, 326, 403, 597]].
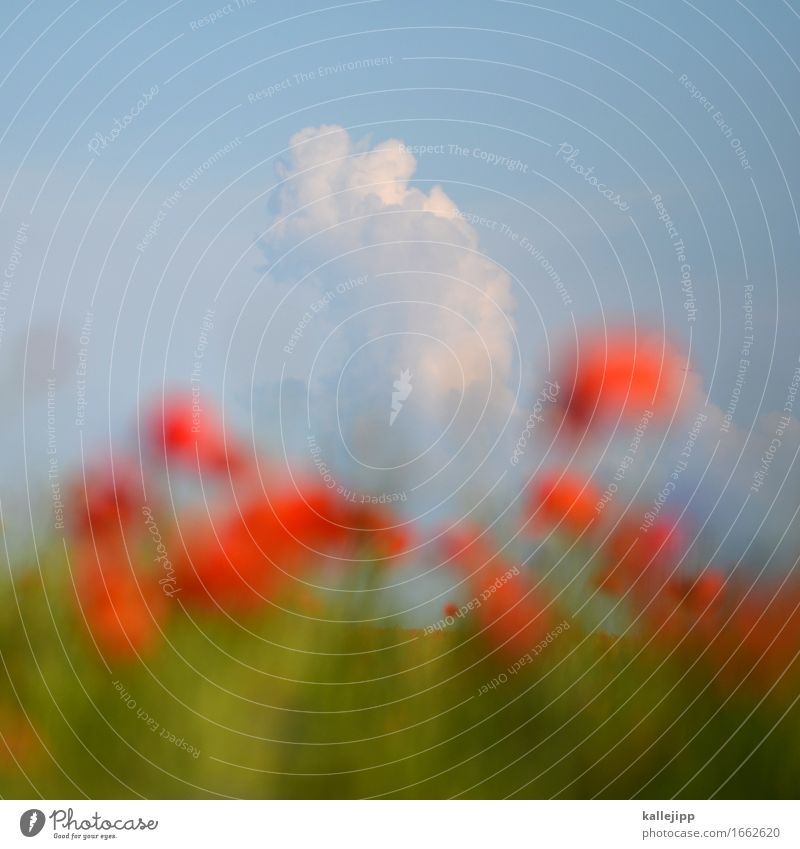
[[327, 501, 412, 560], [617, 566, 800, 704], [528, 470, 601, 536], [720, 585, 800, 698], [173, 485, 411, 611], [147, 393, 245, 475], [595, 514, 686, 599], [440, 528, 554, 658], [171, 511, 279, 612], [557, 329, 688, 432], [473, 564, 554, 658], [677, 569, 726, 613], [439, 524, 498, 570], [73, 535, 164, 658], [68, 460, 143, 538]]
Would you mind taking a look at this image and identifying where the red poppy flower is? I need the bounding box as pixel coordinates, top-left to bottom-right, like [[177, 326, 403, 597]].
[[327, 501, 412, 560], [68, 460, 142, 537], [172, 485, 363, 611], [440, 530, 554, 657], [596, 515, 685, 598], [438, 525, 499, 570], [632, 573, 800, 704], [443, 602, 459, 619], [147, 393, 245, 475], [707, 582, 800, 699], [557, 329, 687, 432], [237, 485, 349, 567], [73, 535, 164, 658], [472, 564, 554, 658], [643, 568, 729, 647], [171, 510, 282, 611], [172, 477, 413, 611], [528, 470, 601, 536], [249, 486, 411, 562], [678, 569, 726, 612]]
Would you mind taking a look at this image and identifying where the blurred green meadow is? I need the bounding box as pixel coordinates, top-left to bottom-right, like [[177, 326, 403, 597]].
[[2, 543, 798, 800]]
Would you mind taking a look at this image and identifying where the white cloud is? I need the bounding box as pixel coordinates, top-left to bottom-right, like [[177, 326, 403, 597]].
[[256, 125, 521, 507]]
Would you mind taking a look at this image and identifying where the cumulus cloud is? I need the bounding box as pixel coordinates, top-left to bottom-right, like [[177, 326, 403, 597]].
[[253, 125, 521, 511], [270, 125, 462, 239]]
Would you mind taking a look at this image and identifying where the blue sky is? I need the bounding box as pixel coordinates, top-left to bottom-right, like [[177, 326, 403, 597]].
[[2, 0, 800, 565]]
